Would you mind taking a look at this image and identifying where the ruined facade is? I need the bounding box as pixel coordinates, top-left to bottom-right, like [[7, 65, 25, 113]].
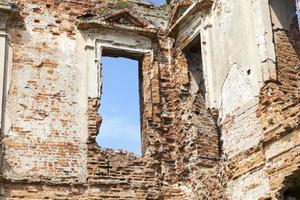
[[0, 0, 299, 199]]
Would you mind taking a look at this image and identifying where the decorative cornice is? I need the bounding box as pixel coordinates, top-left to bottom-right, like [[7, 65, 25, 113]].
[[77, 9, 159, 37], [168, 1, 192, 26], [168, 0, 214, 38], [103, 9, 149, 28]]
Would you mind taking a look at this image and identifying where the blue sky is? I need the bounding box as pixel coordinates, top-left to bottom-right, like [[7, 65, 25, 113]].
[[297, 10, 300, 29], [152, 0, 166, 6], [96, 57, 141, 155]]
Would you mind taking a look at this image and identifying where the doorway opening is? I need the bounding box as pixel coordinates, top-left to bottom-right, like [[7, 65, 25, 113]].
[[96, 56, 142, 156]]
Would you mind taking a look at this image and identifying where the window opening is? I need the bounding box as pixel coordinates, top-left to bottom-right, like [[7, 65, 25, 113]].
[[296, 0, 300, 29], [183, 34, 206, 98], [96, 56, 141, 156]]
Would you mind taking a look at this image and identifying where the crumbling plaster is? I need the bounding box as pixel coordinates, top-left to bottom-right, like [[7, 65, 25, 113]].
[[205, 0, 276, 114]]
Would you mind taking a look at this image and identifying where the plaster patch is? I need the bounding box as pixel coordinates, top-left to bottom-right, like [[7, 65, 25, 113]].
[[227, 170, 270, 200], [220, 63, 256, 118]]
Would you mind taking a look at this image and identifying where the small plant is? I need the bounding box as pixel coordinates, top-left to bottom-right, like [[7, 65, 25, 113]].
[[58, 0, 64, 3], [114, 1, 133, 10]]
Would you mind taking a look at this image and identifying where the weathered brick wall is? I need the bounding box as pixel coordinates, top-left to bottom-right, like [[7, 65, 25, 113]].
[[1, 0, 97, 198], [157, 47, 222, 199], [258, 16, 300, 199], [3, 0, 100, 182], [218, 4, 300, 199]]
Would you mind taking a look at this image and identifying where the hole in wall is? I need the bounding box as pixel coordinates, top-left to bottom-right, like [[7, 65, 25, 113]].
[[282, 170, 300, 200], [247, 69, 251, 75], [284, 188, 300, 200], [96, 56, 142, 156]]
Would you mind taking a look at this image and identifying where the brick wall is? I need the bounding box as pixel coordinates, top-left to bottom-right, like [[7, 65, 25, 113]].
[[258, 16, 300, 199]]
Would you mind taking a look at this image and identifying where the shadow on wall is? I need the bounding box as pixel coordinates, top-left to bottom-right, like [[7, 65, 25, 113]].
[[270, 0, 300, 30]]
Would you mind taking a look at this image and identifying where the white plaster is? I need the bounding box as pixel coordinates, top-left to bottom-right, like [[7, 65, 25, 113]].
[[203, 0, 263, 110], [25, 3, 56, 33], [265, 129, 300, 160], [221, 100, 263, 157], [72, 30, 88, 142], [177, 12, 202, 47], [96, 29, 152, 51], [87, 41, 98, 98], [226, 170, 270, 200], [58, 33, 76, 67], [3, 39, 13, 136], [201, 20, 215, 108], [220, 64, 257, 118], [215, 0, 235, 33], [251, 0, 277, 81], [0, 32, 6, 126]]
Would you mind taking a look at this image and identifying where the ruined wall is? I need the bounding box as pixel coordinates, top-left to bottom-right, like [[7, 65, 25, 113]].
[[201, 1, 271, 199], [167, 0, 275, 198], [0, 0, 171, 199], [169, 0, 299, 199], [202, 0, 298, 199], [0, 0, 299, 199], [156, 46, 222, 199], [1, 0, 219, 197], [1, 0, 101, 198], [200, 0, 299, 199]]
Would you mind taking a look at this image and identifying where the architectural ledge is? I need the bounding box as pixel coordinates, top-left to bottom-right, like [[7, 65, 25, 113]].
[[169, 1, 193, 26], [0, 2, 15, 30], [0, 2, 14, 13], [77, 20, 159, 37], [168, 0, 213, 38], [103, 9, 149, 28], [77, 8, 160, 37]]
